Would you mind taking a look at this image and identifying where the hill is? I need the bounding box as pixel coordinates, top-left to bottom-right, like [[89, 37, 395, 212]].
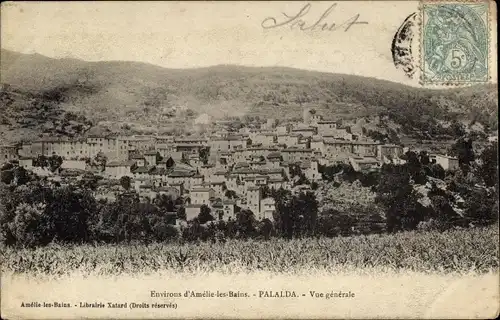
[[1, 49, 498, 142], [0, 86, 95, 143]]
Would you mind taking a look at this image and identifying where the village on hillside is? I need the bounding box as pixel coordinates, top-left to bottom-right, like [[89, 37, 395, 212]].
[[1, 107, 478, 226]]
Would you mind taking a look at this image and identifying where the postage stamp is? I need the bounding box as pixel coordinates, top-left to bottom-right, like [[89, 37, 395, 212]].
[[421, 1, 490, 85]]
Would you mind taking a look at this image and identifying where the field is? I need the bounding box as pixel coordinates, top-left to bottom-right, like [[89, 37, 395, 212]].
[[2, 226, 499, 319], [1, 226, 498, 276]]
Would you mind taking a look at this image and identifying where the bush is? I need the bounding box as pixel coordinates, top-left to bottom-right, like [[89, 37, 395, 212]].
[[417, 218, 445, 232], [151, 221, 179, 242], [7, 203, 45, 247]]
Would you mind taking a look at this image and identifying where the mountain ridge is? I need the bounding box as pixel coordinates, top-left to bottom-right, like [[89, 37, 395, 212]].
[[1, 48, 498, 143]]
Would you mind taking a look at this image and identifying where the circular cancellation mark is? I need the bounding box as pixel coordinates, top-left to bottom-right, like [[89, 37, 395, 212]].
[[391, 12, 417, 79]]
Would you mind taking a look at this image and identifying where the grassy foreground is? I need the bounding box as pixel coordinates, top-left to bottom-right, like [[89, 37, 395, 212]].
[[1, 227, 498, 276]]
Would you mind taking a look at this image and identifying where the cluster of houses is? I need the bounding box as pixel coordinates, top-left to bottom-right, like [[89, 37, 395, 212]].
[[1, 109, 464, 222]]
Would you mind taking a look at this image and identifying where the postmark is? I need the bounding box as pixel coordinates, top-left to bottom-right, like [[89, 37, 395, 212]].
[[392, 13, 418, 79], [421, 1, 490, 85]]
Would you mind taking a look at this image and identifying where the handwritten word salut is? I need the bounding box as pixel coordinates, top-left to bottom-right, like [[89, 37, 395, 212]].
[[261, 3, 368, 32]]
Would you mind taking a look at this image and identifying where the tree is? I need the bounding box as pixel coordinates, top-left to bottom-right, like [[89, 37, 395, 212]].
[[418, 151, 430, 166], [198, 205, 214, 224], [1, 163, 32, 186], [119, 176, 132, 190], [403, 151, 427, 184], [224, 189, 237, 199], [340, 164, 359, 183], [318, 163, 343, 181], [79, 173, 100, 190], [1, 162, 15, 184], [450, 120, 466, 137], [375, 164, 425, 232], [271, 188, 318, 238], [426, 183, 462, 230], [365, 171, 383, 188], [6, 203, 45, 247], [150, 217, 179, 242], [463, 187, 497, 226], [154, 194, 175, 212], [449, 137, 475, 173], [289, 163, 310, 186], [258, 218, 274, 240], [94, 152, 108, 172], [270, 187, 293, 238], [198, 147, 210, 165], [445, 169, 497, 227], [235, 209, 257, 238], [295, 192, 319, 237], [176, 206, 186, 220], [317, 209, 357, 237], [181, 219, 205, 242], [261, 185, 271, 199], [33, 154, 48, 168], [48, 154, 63, 172], [97, 192, 141, 243], [477, 143, 498, 188], [427, 163, 445, 180], [289, 163, 303, 178], [45, 186, 98, 243]]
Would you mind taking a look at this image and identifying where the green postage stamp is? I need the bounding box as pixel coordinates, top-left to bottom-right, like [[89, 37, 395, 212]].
[[421, 1, 490, 85]]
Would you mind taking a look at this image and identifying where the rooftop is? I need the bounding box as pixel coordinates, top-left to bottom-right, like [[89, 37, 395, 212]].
[[174, 138, 207, 142], [292, 127, 316, 131], [233, 168, 260, 174], [234, 162, 250, 169], [352, 157, 380, 164], [210, 135, 243, 141], [157, 186, 179, 192], [317, 120, 338, 124], [191, 188, 215, 192], [282, 148, 313, 152], [430, 154, 458, 160], [169, 171, 194, 178], [267, 152, 282, 159], [133, 166, 155, 174], [151, 167, 170, 175], [324, 139, 352, 145], [130, 154, 145, 159], [175, 144, 205, 148], [106, 160, 136, 167]]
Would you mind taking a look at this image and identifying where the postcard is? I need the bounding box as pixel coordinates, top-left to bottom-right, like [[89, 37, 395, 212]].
[[0, 1, 498, 319]]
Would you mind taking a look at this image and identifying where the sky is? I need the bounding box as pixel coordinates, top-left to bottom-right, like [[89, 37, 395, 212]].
[[1, 1, 497, 86]]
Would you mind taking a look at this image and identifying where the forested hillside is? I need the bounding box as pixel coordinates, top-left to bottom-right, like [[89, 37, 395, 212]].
[[1, 49, 498, 143]]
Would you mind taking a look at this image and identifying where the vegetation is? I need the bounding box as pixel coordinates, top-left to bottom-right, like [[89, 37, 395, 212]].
[[1, 226, 497, 275], [0, 135, 497, 248], [1, 49, 497, 143], [0, 86, 94, 143], [32, 154, 64, 172]]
